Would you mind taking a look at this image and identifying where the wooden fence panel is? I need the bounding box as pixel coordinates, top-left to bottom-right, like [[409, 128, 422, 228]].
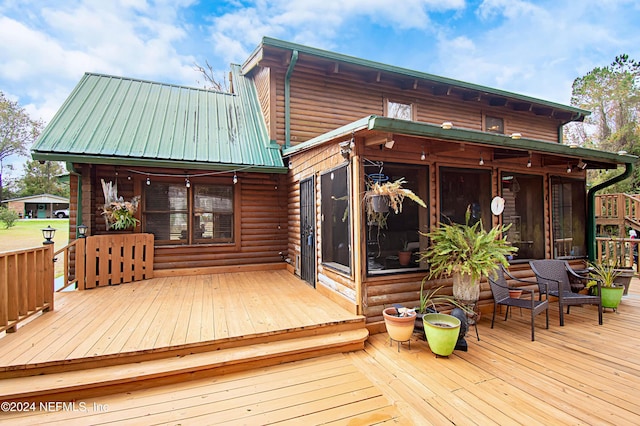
[[84, 234, 154, 289], [0, 245, 54, 333]]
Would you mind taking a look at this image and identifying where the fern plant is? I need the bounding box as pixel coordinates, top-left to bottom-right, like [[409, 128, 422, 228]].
[[421, 205, 517, 283]]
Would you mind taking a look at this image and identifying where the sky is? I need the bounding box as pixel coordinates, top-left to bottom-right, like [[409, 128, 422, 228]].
[[1, 0, 639, 172]]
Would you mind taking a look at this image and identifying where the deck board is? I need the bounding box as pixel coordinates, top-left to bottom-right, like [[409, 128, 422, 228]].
[[0, 270, 360, 370], [2, 276, 640, 424]]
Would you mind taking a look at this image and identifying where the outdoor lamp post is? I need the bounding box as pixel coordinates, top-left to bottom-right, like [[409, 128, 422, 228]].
[[77, 224, 88, 238], [42, 226, 56, 245]]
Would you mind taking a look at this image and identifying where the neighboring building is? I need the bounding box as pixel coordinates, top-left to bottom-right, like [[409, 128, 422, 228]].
[[31, 37, 637, 328], [2, 194, 69, 219]]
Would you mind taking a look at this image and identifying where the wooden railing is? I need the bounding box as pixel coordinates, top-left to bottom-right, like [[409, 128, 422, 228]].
[[0, 245, 54, 333], [56, 234, 154, 290], [595, 236, 638, 273], [84, 234, 154, 289], [595, 193, 640, 235], [55, 238, 85, 292]]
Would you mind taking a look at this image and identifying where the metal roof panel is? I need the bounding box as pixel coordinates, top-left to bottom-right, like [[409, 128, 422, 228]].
[[32, 68, 285, 172]]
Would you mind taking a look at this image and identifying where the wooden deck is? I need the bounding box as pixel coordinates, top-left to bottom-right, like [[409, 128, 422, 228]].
[[2, 276, 640, 424], [0, 269, 367, 378]]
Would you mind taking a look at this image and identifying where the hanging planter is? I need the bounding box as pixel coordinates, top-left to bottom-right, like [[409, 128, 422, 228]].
[[423, 313, 461, 357], [370, 195, 389, 213], [364, 178, 426, 229]]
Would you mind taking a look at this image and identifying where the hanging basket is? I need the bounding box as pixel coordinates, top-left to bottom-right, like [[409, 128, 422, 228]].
[[369, 195, 389, 213]]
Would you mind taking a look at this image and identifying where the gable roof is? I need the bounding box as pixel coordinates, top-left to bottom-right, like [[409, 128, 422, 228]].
[[244, 37, 590, 123], [31, 66, 286, 173], [2, 194, 69, 204]]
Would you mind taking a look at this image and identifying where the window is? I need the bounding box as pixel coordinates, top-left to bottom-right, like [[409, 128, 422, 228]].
[[144, 182, 234, 245], [366, 164, 427, 275], [551, 177, 586, 258], [440, 167, 492, 229], [386, 100, 413, 120], [321, 165, 351, 272], [501, 172, 544, 260], [485, 116, 504, 134]]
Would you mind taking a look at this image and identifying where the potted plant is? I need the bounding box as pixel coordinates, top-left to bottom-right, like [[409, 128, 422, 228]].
[[100, 179, 140, 231], [588, 262, 625, 311], [398, 240, 413, 266], [364, 178, 426, 229], [421, 205, 518, 303], [382, 306, 416, 345], [422, 312, 461, 357], [414, 281, 473, 333]]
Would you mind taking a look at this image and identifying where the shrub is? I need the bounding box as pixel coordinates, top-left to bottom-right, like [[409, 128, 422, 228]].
[[0, 207, 20, 229]]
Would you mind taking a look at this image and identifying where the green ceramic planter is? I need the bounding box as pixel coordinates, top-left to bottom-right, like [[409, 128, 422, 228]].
[[423, 313, 461, 357], [601, 286, 624, 310]]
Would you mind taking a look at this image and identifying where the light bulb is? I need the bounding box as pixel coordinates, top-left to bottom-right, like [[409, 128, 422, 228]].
[[233, 173, 238, 184], [479, 156, 484, 166], [146, 176, 150, 185], [421, 151, 426, 161], [185, 178, 190, 188]]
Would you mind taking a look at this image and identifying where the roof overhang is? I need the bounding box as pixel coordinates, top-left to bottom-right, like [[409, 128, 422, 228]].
[[30, 152, 288, 174], [283, 115, 638, 169]]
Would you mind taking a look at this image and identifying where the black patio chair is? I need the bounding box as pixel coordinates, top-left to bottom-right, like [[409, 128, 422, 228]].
[[488, 265, 549, 341], [529, 259, 603, 326]]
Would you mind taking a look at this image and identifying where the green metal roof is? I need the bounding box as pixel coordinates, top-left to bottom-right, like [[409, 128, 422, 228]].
[[283, 115, 638, 168], [32, 65, 286, 173], [246, 37, 590, 123]]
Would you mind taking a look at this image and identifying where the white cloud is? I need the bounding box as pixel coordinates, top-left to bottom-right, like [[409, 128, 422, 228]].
[[205, 0, 466, 66]]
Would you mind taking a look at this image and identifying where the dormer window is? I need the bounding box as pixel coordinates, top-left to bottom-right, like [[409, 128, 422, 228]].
[[485, 116, 504, 134], [386, 99, 413, 120]]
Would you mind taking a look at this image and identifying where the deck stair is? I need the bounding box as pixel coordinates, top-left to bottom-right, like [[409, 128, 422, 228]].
[[0, 271, 368, 403], [0, 326, 368, 403]]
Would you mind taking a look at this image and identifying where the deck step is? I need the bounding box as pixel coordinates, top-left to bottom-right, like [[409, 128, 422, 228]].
[[0, 328, 369, 403]]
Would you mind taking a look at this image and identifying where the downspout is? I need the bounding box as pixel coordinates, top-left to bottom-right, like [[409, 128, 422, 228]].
[[587, 162, 634, 261], [284, 50, 298, 149]]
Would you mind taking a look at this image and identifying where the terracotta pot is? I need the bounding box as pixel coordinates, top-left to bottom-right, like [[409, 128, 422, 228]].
[[398, 250, 412, 266], [509, 289, 523, 299], [383, 307, 416, 342], [423, 313, 461, 357]]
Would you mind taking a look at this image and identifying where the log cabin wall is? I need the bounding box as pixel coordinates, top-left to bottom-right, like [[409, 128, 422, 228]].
[[74, 164, 288, 274], [252, 56, 563, 147]]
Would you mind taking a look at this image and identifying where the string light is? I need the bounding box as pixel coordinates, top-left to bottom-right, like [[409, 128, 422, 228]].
[[421, 150, 426, 161], [479, 155, 484, 166], [146, 176, 150, 185], [233, 172, 238, 184], [567, 163, 572, 173], [527, 153, 532, 168], [185, 177, 190, 188]]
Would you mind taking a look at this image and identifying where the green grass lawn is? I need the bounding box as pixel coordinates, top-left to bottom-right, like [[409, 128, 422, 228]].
[[0, 219, 70, 277]]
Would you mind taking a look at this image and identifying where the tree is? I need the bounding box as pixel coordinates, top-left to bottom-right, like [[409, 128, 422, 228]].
[[567, 54, 640, 192], [0, 91, 42, 200], [193, 61, 228, 92], [18, 159, 69, 197]]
